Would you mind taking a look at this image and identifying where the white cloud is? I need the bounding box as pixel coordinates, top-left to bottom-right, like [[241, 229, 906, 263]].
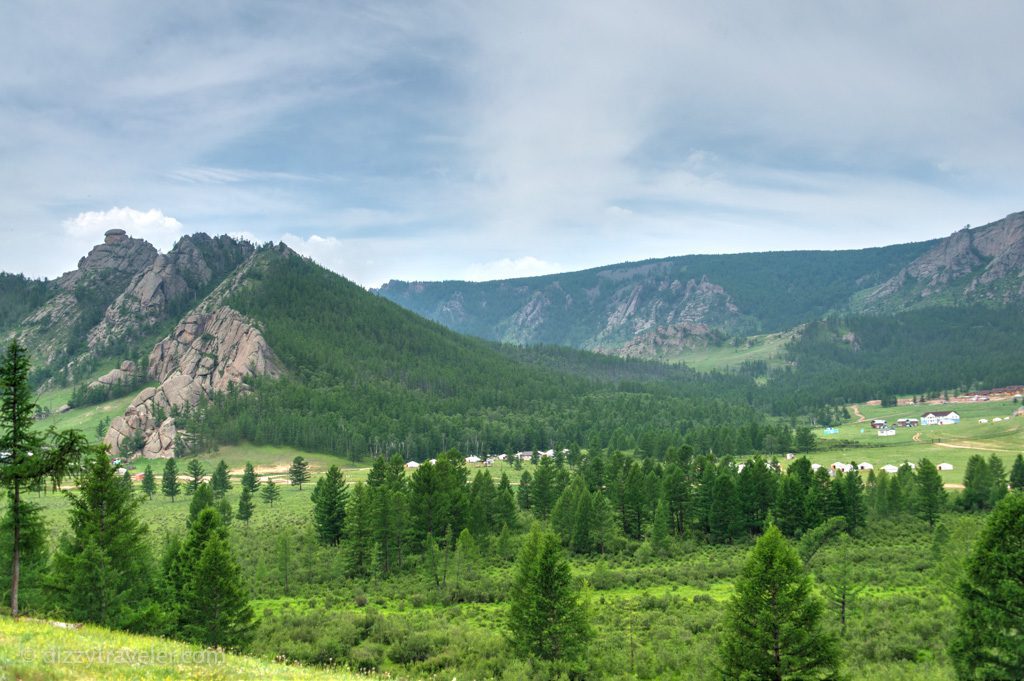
[[464, 256, 562, 282], [63, 207, 183, 250]]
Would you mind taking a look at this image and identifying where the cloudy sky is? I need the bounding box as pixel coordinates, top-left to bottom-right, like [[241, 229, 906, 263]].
[[2, 2, 1023, 287]]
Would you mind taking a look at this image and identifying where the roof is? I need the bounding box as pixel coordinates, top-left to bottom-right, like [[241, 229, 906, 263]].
[[922, 411, 958, 417]]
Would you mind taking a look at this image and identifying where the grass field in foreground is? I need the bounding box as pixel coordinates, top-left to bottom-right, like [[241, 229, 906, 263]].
[[0, 616, 362, 680]]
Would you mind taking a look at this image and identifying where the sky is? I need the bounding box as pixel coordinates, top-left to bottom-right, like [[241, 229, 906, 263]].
[[2, 1, 1023, 288]]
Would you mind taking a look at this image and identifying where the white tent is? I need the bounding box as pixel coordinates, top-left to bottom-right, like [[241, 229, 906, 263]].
[[881, 464, 900, 474], [937, 463, 954, 471], [858, 462, 874, 471], [464, 455, 482, 464], [404, 461, 420, 469]]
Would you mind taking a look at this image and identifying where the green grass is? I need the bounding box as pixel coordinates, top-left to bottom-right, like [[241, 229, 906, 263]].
[[0, 616, 363, 680], [671, 330, 794, 372]]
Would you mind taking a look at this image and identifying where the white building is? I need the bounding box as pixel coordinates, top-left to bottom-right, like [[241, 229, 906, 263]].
[[404, 461, 420, 469], [858, 462, 874, 471], [921, 411, 960, 426], [881, 464, 900, 474], [937, 463, 954, 471]]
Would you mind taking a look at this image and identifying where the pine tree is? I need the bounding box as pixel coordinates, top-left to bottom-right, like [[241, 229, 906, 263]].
[[177, 509, 253, 650], [840, 469, 866, 533], [161, 459, 180, 502], [987, 454, 1008, 508], [950, 493, 1024, 679], [719, 524, 840, 680], [184, 459, 205, 495], [210, 460, 231, 498], [650, 494, 671, 555], [188, 483, 215, 526], [260, 478, 280, 506], [344, 483, 374, 577], [709, 469, 742, 544], [141, 465, 156, 500], [960, 454, 993, 511], [495, 472, 518, 529], [517, 469, 532, 510], [121, 469, 133, 492], [1010, 454, 1024, 491], [288, 456, 310, 490], [0, 340, 88, 617], [914, 458, 946, 527], [311, 465, 349, 545], [236, 487, 254, 526], [240, 462, 260, 494], [51, 451, 159, 631], [508, 525, 591, 664]]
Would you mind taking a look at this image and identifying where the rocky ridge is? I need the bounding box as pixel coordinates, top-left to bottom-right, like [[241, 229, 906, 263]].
[[864, 212, 1024, 306], [104, 249, 284, 457]]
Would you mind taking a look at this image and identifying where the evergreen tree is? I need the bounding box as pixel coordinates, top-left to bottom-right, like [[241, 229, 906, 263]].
[[775, 473, 807, 537], [260, 478, 280, 506], [589, 492, 616, 554], [236, 487, 254, 526], [508, 525, 591, 664], [51, 451, 160, 632], [709, 469, 742, 544], [495, 472, 518, 529], [467, 470, 496, 538], [960, 454, 993, 511], [344, 483, 374, 577], [408, 451, 468, 550], [0, 340, 87, 616], [650, 494, 671, 555], [719, 524, 840, 680], [210, 460, 231, 498], [177, 509, 253, 650], [531, 459, 557, 519], [367, 455, 407, 576], [188, 483, 215, 526], [1010, 454, 1024, 491], [840, 469, 866, 533], [184, 459, 205, 495], [950, 493, 1024, 679], [121, 469, 133, 492], [517, 469, 533, 511], [288, 456, 310, 490], [141, 465, 156, 500], [240, 462, 260, 494], [311, 465, 349, 545], [914, 458, 946, 527], [161, 458, 180, 502], [987, 454, 1008, 508]]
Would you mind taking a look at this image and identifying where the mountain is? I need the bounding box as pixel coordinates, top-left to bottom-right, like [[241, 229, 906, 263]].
[[377, 212, 1024, 358], [3, 229, 255, 386]]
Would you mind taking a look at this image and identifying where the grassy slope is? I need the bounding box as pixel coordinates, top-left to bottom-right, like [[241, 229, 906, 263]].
[[0, 617, 360, 680], [671, 330, 794, 371]]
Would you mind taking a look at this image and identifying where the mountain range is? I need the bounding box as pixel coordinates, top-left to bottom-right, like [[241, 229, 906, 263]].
[[378, 211, 1024, 358], [3, 210, 1023, 462]]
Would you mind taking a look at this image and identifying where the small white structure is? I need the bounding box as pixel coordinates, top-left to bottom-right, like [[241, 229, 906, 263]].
[[937, 463, 954, 471], [464, 455, 482, 464], [831, 462, 854, 473], [785, 453, 795, 460], [858, 462, 874, 471], [979, 419, 989, 424], [993, 417, 1003, 423], [878, 428, 896, 437], [811, 463, 823, 472], [904, 462, 916, 469], [404, 461, 420, 469], [496, 453, 508, 461], [921, 411, 960, 426], [539, 449, 555, 458], [428, 458, 438, 465], [881, 464, 900, 474]]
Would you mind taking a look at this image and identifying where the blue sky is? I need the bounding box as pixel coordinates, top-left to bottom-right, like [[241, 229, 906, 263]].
[[2, 1, 1023, 287]]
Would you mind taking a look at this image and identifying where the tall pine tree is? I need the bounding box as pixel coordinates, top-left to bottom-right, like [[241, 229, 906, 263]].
[[311, 465, 349, 545]]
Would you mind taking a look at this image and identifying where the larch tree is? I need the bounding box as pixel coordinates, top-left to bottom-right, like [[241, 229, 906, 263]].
[[184, 459, 205, 495], [141, 465, 156, 500], [914, 458, 946, 527], [288, 456, 310, 490], [508, 525, 591, 666], [236, 487, 254, 526], [161, 458, 180, 502], [950, 492, 1024, 679], [210, 460, 231, 498], [311, 464, 349, 545], [0, 340, 88, 617], [718, 524, 840, 681], [240, 462, 260, 494], [1009, 454, 1024, 491], [260, 478, 280, 506]]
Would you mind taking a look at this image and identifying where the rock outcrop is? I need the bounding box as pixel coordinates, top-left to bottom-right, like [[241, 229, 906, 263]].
[[105, 306, 281, 457], [20, 230, 158, 367], [865, 212, 1024, 306], [87, 234, 255, 353], [87, 360, 138, 390]]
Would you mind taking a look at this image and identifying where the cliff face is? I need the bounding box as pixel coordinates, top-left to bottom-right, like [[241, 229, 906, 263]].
[[863, 212, 1024, 307], [105, 305, 281, 457], [20, 230, 158, 367], [86, 234, 255, 353]]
